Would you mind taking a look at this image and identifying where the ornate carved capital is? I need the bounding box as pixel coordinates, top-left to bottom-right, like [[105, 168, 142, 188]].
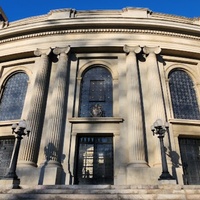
[[143, 46, 161, 55], [53, 46, 71, 55], [123, 45, 141, 54], [34, 48, 52, 57]]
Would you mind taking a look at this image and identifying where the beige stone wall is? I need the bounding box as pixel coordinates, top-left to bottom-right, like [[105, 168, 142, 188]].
[[0, 7, 200, 186]]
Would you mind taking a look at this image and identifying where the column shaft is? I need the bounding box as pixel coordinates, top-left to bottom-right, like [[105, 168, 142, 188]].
[[19, 48, 51, 166], [143, 46, 166, 166], [123, 45, 147, 166], [143, 46, 165, 121], [45, 46, 70, 166]]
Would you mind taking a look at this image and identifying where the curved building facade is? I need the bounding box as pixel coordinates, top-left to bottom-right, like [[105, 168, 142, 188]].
[[0, 7, 200, 186]]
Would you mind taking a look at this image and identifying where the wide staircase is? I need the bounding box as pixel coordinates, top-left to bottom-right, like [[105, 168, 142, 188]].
[[0, 185, 200, 200]]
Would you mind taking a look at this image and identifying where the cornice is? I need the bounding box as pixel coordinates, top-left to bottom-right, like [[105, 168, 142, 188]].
[[152, 12, 200, 25], [0, 28, 200, 44], [6, 8, 200, 28]]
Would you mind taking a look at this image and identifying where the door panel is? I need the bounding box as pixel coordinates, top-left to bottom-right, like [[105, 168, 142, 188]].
[[76, 136, 113, 185]]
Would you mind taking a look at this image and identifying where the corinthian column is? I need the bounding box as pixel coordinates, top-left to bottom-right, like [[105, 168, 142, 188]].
[[19, 48, 52, 166], [44, 46, 70, 167], [123, 45, 147, 167], [143, 46, 166, 166]]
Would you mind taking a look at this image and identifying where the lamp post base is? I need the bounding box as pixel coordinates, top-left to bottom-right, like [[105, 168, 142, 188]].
[[159, 171, 175, 180]]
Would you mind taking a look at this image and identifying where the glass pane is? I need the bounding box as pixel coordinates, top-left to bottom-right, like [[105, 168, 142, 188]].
[[79, 67, 113, 117], [0, 72, 28, 121], [169, 70, 200, 119], [77, 136, 113, 185]]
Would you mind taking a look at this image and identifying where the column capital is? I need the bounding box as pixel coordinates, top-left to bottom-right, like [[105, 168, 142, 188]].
[[123, 45, 141, 54], [34, 48, 52, 57], [53, 46, 71, 55], [143, 46, 161, 55]]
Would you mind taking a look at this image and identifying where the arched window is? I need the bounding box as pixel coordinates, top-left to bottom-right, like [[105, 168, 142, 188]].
[[169, 69, 200, 119], [79, 66, 113, 117], [0, 72, 29, 121]]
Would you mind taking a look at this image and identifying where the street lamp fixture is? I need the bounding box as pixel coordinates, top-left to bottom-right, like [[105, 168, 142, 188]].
[[5, 120, 30, 180], [151, 119, 174, 180]]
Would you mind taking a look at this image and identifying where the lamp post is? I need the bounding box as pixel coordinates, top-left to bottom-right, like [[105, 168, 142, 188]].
[[5, 120, 30, 180], [151, 119, 174, 180]]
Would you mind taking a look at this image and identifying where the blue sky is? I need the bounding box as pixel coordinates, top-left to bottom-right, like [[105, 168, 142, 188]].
[[1, 0, 200, 22]]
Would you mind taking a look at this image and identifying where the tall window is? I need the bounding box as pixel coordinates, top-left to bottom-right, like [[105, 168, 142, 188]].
[[0, 72, 29, 121], [169, 69, 200, 119], [79, 66, 113, 117]]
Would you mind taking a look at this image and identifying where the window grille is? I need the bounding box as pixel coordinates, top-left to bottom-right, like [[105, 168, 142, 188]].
[[79, 67, 113, 117], [0, 72, 29, 121], [169, 70, 200, 119]]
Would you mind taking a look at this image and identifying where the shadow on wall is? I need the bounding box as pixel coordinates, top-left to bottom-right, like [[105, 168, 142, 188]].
[[38, 142, 66, 185], [165, 146, 182, 181]]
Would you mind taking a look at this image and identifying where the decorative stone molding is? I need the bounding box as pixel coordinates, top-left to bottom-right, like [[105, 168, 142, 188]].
[[53, 46, 70, 55], [34, 48, 52, 57], [68, 117, 123, 123], [143, 46, 161, 55], [123, 44, 141, 54], [1, 29, 200, 45], [152, 12, 199, 25]]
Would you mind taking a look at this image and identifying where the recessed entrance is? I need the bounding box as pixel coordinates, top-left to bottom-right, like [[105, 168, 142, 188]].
[[75, 136, 113, 185], [179, 138, 200, 185]]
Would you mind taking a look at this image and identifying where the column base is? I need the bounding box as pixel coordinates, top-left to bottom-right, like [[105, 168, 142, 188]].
[[18, 160, 37, 167], [42, 165, 63, 185]]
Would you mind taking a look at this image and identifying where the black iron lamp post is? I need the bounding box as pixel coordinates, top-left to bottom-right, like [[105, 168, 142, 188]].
[[151, 119, 174, 180], [5, 120, 30, 180]]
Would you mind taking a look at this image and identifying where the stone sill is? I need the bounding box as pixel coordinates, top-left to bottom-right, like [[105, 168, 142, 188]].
[[0, 120, 20, 127], [68, 117, 124, 123], [169, 119, 200, 126]]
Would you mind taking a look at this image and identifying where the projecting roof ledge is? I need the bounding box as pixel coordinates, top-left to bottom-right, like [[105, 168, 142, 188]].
[[47, 8, 76, 20], [193, 18, 200, 25], [122, 7, 152, 18]]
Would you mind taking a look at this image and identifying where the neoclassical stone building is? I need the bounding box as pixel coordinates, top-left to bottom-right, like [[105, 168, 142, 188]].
[[0, 7, 200, 187]]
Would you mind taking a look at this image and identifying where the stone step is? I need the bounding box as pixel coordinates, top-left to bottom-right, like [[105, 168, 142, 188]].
[[0, 185, 200, 200], [0, 193, 199, 200]]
